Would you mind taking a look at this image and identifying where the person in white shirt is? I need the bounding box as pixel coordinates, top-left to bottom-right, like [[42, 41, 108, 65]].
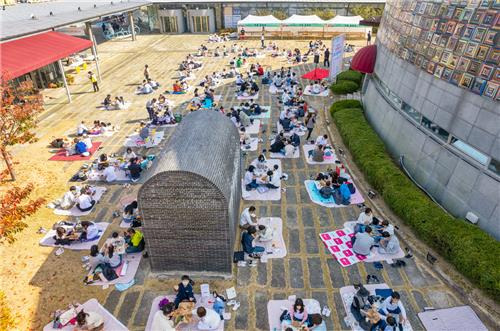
[[265, 170, 280, 189], [315, 134, 328, 146], [58, 186, 78, 210], [378, 292, 407, 325], [192, 306, 221, 330], [283, 140, 295, 157], [80, 221, 99, 241], [75, 310, 104, 331], [77, 121, 89, 136], [102, 164, 117, 182], [357, 208, 373, 226], [104, 231, 126, 255], [152, 302, 176, 331], [244, 166, 258, 191], [378, 232, 400, 255], [123, 147, 137, 161], [76, 189, 95, 212], [240, 206, 258, 229], [81, 134, 93, 149], [258, 224, 274, 242]]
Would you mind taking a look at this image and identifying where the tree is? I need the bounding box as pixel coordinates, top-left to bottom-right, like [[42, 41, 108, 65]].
[[302, 8, 336, 20], [0, 72, 44, 181], [350, 5, 384, 19], [0, 291, 16, 330]]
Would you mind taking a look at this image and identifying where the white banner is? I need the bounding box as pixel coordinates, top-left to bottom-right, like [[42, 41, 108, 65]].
[[329, 34, 345, 80]]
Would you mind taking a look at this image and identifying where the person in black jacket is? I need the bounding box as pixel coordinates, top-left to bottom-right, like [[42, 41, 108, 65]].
[[174, 275, 196, 308]]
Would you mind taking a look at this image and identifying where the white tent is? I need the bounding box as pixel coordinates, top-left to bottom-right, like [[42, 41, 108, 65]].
[[282, 15, 326, 26], [237, 15, 282, 27], [326, 15, 363, 26]]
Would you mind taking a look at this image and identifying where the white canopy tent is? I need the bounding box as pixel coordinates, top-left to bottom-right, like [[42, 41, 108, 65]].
[[282, 15, 326, 27], [326, 15, 363, 26], [237, 15, 282, 27]]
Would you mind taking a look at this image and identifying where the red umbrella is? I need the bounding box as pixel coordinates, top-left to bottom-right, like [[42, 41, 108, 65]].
[[351, 44, 377, 74], [302, 68, 329, 80]]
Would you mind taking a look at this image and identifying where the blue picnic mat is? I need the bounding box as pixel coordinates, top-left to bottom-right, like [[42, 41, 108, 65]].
[[306, 181, 336, 205]]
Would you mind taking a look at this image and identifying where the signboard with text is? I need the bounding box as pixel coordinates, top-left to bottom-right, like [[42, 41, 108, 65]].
[[329, 34, 345, 80]]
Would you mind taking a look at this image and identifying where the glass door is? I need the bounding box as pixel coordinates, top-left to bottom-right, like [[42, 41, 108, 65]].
[[192, 16, 209, 32], [162, 16, 178, 33]]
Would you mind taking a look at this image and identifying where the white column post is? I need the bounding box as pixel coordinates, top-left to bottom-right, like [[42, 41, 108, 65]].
[[86, 22, 102, 82], [129, 11, 137, 41], [58, 59, 72, 103]]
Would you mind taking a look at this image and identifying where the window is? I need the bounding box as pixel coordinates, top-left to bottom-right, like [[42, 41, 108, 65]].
[[488, 158, 500, 176], [401, 101, 422, 122], [450, 137, 489, 165], [422, 116, 449, 141]]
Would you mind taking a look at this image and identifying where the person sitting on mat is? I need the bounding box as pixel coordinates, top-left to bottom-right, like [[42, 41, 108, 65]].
[[378, 231, 400, 255], [128, 157, 142, 182], [137, 80, 153, 94], [244, 165, 258, 191], [54, 186, 78, 210], [239, 109, 251, 127], [53, 226, 78, 246], [103, 94, 112, 110], [378, 291, 407, 327], [280, 298, 309, 328], [352, 226, 375, 256], [75, 310, 104, 331], [305, 314, 326, 330], [192, 306, 221, 331], [240, 206, 258, 229], [319, 180, 335, 199], [80, 221, 99, 241], [123, 201, 138, 224], [98, 243, 122, 268], [270, 134, 285, 153], [309, 144, 325, 163], [263, 170, 280, 189], [356, 208, 374, 230], [174, 275, 196, 308], [101, 163, 117, 183], [339, 182, 352, 205], [152, 302, 176, 331], [242, 226, 265, 257], [258, 224, 274, 242], [124, 228, 145, 253], [283, 139, 296, 157], [315, 134, 328, 146], [77, 121, 89, 136], [239, 127, 251, 146], [103, 231, 126, 255], [76, 188, 95, 212], [253, 154, 267, 171]]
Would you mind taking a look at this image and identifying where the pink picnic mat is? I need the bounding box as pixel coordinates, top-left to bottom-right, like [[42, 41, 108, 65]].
[[319, 228, 368, 267], [49, 142, 102, 161]]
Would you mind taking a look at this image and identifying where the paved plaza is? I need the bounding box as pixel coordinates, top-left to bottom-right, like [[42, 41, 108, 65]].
[[0, 35, 484, 330]]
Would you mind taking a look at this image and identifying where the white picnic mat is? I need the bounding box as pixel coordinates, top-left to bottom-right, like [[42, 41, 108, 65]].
[[269, 146, 300, 159], [241, 137, 259, 151], [87, 130, 117, 137], [145, 295, 224, 331], [249, 106, 271, 119], [269, 85, 284, 94], [237, 92, 259, 100], [97, 101, 132, 111], [242, 159, 281, 201], [124, 131, 164, 148], [277, 121, 307, 136], [53, 187, 107, 216], [43, 298, 127, 331], [339, 284, 413, 331], [304, 86, 329, 97], [243, 119, 261, 135], [149, 123, 178, 128], [418, 306, 487, 331], [39, 222, 109, 250], [303, 144, 337, 164], [258, 217, 286, 259], [87, 168, 130, 182], [88, 253, 142, 286], [267, 299, 320, 331]]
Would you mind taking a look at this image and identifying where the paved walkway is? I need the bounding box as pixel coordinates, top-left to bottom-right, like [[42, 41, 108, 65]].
[[1, 35, 467, 330]]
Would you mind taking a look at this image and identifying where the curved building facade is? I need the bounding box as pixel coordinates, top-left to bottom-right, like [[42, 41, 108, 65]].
[[362, 0, 500, 238]]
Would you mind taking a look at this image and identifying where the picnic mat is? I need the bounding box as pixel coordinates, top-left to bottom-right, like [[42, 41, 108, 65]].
[[87, 168, 130, 182], [53, 187, 107, 216], [89, 252, 142, 286], [319, 227, 404, 267], [97, 102, 131, 110], [49, 142, 102, 161], [249, 106, 271, 119], [149, 123, 178, 128], [269, 146, 300, 159], [237, 92, 259, 100], [243, 119, 261, 135], [304, 86, 329, 97], [269, 85, 284, 94], [277, 121, 307, 136], [145, 294, 225, 331], [340, 284, 413, 331], [302, 144, 337, 164], [43, 298, 127, 331], [267, 299, 321, 331], [418, 306, 487, 331], [242, 159, 282, 201], [258, 217, 286, 259], [87, 130, 117, 137], [124, 131, 164, 148], [39, 222, 109, 250], [305, 180, 365, 208], [240, 138, 259, 151]]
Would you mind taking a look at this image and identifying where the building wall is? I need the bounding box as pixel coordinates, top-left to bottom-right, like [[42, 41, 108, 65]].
[[363, 42, 500, 239]]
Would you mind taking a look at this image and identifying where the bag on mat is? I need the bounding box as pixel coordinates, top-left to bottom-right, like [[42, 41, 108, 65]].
[[233, 251, 245, 263], [347, 182, 356, 194]]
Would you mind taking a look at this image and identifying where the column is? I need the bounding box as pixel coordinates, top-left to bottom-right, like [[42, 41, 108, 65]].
[[129, 11, 137, 41], [57, 59, 72, 103], [86, 22, 102, 82]]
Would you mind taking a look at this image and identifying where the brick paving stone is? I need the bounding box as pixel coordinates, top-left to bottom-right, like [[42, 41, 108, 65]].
[[285, 187, 296, 204], [255, 291, 269, 330], [404, 259, 430, 288], [117, 291, 140, 326], [316, 207, 332, 227], [345, 264, 363, 285], [257, 261, 267, 285], [311, 291, 333, 327], [237, 265, 251, 286], [259, 205, 269, 216], [235, 291, 248, 330], [301, 206, 314, 227], [271, 259, 286, 288], [399, 290, 424, 330], [330, 208, 345, 228], [109, 189, 123, 204], [308, 258, 325, 288], [273, 292, 287, 300], [135, 257, 150, 286], [286, 172, 296, 185], [299, 187, 310, 203], [286, 206, 298, 228], [334, 292, 350, 329], [271, 205, 281, 217], [304, 228, 319, 254], [95, 207, 110, 222], [327, 258, 346, 287], [133, 291, 162, 327], [288, 229, 301, 254], [365, 261, 384, 282], [103, 289, 122, 315], [412, 290, 429, 312], [289, 258, 305, 288], [384, 262, 405, 286]]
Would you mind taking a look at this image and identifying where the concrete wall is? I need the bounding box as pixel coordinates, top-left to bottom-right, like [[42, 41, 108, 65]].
[[362, 43, 500, 239]]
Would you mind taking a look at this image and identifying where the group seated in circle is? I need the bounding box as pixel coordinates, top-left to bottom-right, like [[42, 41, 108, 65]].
[[229, 56, 245, 69], [307, 135, 335, 163], [77, 120, 115, 136], [92, 150, 152, 182], [236, 75, 259, 97], [307, 80, 328, 95], [187, 87, 217, 111], [52, 220, 99, 246], [280, 298, 327, 330], [136, 78, 160, 94], [101, 94, 128, 110], [243, 155, 281, 191], [61, 134, 94, 157], [52, 185, 98, 212], [270, 133, 300, 157], [240, 224, 274, 259], [313, 163, 356, 205]]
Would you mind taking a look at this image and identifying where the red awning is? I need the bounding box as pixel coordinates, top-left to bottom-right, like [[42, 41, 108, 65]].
[[302, 68, 329, 80], [351, 44, 377, 74], [0, 31, 93, 79]]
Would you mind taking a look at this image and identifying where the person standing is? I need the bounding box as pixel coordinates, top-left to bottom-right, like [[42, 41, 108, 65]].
[[324, 48, 330, 67], [305, 113, 316, 140], [367, 31, 372, 45], [240, 27, 245, 40], [144, 64, 150, 80], [88, 71, 99, 92], [261, 33, 265, 48]]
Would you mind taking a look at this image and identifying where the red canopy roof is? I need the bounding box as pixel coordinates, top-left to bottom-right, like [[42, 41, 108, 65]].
[[302, 68, 329, 80], [0, 31, 93, 79], [351, 44, 377, 74]]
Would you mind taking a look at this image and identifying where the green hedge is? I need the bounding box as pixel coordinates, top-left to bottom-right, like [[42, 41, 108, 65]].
[[330, 80, 359, 95], [336, 70, 363, 85], [330, 99, 363, 114], [330, 101, 500, 302]]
